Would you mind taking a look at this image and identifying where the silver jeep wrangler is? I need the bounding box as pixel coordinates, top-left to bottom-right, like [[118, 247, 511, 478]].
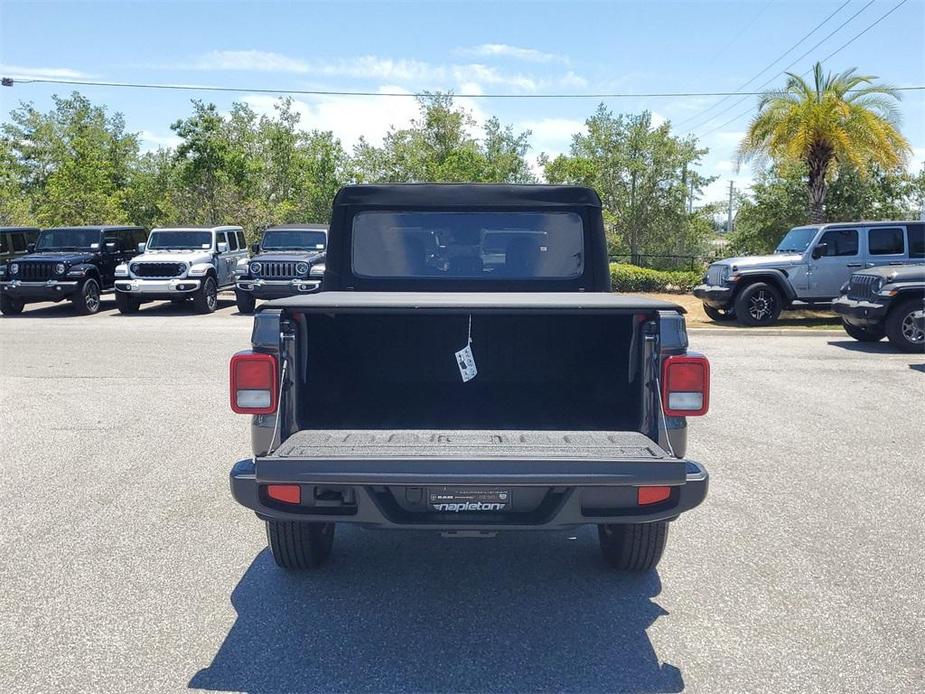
[[694, 221, 924, 326]]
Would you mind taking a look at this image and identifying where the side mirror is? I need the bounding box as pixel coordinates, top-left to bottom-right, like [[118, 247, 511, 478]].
[[137, 242, 146, 253], [811, 243, 828, 260], [27, 242, 35, 253], [251, 242, 260, 254], [217, 242, 228, 253]]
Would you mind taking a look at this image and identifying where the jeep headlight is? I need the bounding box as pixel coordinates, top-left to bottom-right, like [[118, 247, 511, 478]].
[[130, 263, 140, 275], [55, 263, 66, 275], [296, 262, 309, 276], [872, 278, 884, 294], [250, 262, 262, 275], [10, 263, 19, 275]]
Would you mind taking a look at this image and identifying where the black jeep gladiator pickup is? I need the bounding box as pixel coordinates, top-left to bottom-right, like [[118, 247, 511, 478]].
[[229, 184, 710, 571]]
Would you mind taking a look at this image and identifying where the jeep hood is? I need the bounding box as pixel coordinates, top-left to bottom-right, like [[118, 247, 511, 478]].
[[133, 250, 213, 265], [854, 263, 925, 282], [254, 250, 324, 263], [16, 252, 96, 264], [713, 253, 803, 269]]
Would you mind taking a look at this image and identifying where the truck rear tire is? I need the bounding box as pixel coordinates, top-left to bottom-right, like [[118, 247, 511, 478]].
[[115, 291, 140, 314], [266, 520, 335, 569], [734, 282, 782, 326], [703, 304, 734, 322], [71, 278, 101, 315], [192, 276, 218, 314], [842, 319, 884, 342], [885, 297, 925, 353], [598, 521, 668, 571], [0, 294, 24, 315], [235, 290, 256, 314]]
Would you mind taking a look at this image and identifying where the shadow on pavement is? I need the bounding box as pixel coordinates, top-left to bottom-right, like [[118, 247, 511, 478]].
[[826, 339, 900, 354], [190, 526, 682, 694], [909, 363, 925, 373], [0, 298, 118, 318], [106, 296, 238, 317]]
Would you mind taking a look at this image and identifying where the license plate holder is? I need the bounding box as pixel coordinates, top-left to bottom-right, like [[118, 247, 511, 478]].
[[428, 487, 511, 512]]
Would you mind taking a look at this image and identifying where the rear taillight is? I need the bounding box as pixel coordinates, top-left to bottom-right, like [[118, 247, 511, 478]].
[[662, 353, 710, 416], [230, 351, 278, 414]]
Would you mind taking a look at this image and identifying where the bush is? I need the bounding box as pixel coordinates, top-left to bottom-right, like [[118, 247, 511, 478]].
[[610, 263, 701, 293]]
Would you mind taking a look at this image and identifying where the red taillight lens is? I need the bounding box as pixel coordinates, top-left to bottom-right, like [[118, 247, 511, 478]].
[[266, 484, 300, 504], [638, 486, 671, 505], [662, 353, 710, 416], [230, 351, 278, 414]]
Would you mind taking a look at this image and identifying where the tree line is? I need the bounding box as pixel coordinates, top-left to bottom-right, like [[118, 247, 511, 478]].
[[1, 86, 922, 264]]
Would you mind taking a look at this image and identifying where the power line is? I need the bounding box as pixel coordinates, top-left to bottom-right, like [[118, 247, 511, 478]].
[[694, 0, 913, 140], [673, 0, 854, 130], [2, 75, 922, 100]]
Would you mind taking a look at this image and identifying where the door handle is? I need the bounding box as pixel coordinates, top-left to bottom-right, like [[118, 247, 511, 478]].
[[846, 263, 862, 268]]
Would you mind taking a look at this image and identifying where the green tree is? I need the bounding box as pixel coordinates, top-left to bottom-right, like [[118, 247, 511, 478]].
[[542, 105, 713, 264], [738, 63, 910, 222]]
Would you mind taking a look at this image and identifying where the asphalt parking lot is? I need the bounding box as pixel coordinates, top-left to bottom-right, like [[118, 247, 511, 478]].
[[1, 297, 923, 693]]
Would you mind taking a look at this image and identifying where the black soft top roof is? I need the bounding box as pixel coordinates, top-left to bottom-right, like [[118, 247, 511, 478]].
[[266, 224, 328, 231], [333, 184, 602, 209]]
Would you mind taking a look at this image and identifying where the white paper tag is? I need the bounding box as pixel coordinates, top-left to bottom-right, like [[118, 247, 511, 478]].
[[455, 343, 478, 382]]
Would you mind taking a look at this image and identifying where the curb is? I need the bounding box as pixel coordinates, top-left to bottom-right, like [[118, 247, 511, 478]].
[[688, 327, 845, 336]]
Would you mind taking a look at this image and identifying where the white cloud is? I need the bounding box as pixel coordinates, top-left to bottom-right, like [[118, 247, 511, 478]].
[[714, 159, 736, 173], [140, 130, 182, 152], [650, 112, 667, 128], [0, 64, 92, 80], [909, 146, 925, 174], [558, 71, 588, 89], [192, 50, 311, 73], [457, 44, 568, 65]]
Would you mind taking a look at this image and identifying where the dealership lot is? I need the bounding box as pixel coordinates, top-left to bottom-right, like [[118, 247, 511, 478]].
[[1, 300, 923, 693]]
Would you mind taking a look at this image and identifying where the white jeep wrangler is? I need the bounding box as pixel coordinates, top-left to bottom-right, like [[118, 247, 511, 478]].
[[114, 226, 247, 314]]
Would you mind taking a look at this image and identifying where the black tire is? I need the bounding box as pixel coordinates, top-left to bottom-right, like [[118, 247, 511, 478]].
[[114, 291, 140, 314], [703, 304, 735, 322], [734, 282, 783, 326], [885, 297, 925, 353], [192, 276, 218, 314], [235, 290, 256, 314], [598, 522, 668, 571], [841, 319, 884, 342], [266, 520, 335, 570], [71, 278, 101, 315], [0, 294, 24, 315]]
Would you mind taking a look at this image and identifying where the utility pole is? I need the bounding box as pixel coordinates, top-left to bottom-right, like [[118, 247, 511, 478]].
[[689, 179, 695, 213], [727, 181, 734, 233]]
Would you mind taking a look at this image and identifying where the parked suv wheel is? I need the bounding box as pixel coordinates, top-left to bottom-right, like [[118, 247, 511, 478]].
[[266, 520, 335, 569], [71, 278, 101, 315], [841, 319, 884, 342], [885, 297, 925, 353], [734, 282, 782, 326], [192, 276, 218, 314], [0, 294, 25, 315], [703, 304, 735, 322], [598, 521, 668, 571], [114, 291, 140, 314], [235, 289, 256, 314]]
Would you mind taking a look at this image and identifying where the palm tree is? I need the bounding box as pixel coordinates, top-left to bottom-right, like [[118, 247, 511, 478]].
[[738, 63, 910, 222]]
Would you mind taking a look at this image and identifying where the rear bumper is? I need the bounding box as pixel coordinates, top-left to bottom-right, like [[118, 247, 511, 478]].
[[236, 278, 321, 299], [831, 294, 890, 325], [0, 279, 80, 300], [229, 458, 709, 529], [692, 284, 733, 309]]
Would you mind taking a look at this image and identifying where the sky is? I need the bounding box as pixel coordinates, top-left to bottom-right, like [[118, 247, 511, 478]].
[[1, 0, 923, 206]]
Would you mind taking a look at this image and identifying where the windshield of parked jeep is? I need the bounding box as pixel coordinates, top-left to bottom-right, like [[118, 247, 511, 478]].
[[261, 230, 326, 251], [146, 231, 213, 250], [775, 226, 818, 254], [35, 228, 102, 251], [351, 211, 584, 279]]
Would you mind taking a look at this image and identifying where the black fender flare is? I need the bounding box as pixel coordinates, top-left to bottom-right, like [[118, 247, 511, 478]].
[[67, 264, 101, 283], [732, 269, 797, 303]]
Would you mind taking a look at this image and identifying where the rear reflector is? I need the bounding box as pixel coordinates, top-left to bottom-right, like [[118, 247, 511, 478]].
[[638, 486, 671, 505], [266, 484, 300, 504], [230, 351, 278, 414], [662, 353, 710, 416]]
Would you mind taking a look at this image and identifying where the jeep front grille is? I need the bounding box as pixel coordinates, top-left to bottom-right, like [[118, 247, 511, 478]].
[[20, 262, 55, 281], [707, 265, 727, 285], [133, 262, 185, 278], [847, 275, 878, 300], [257, 261, 299, 279]]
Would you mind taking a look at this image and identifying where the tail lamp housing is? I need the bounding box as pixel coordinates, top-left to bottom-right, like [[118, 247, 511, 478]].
[[661, 353, 710, 416], [230, 351, 279, 414]]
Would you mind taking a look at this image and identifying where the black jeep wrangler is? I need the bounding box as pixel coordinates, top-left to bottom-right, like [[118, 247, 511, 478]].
[[0, 226, 147, 315], [234, 224, 327, 314], [228, 185, 710, 572]]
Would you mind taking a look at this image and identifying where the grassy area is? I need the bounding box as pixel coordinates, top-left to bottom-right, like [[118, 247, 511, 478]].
[[646, 293, 842, 329]]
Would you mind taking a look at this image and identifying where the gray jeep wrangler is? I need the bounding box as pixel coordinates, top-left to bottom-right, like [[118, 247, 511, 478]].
[[695, 221, 924, 326]]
